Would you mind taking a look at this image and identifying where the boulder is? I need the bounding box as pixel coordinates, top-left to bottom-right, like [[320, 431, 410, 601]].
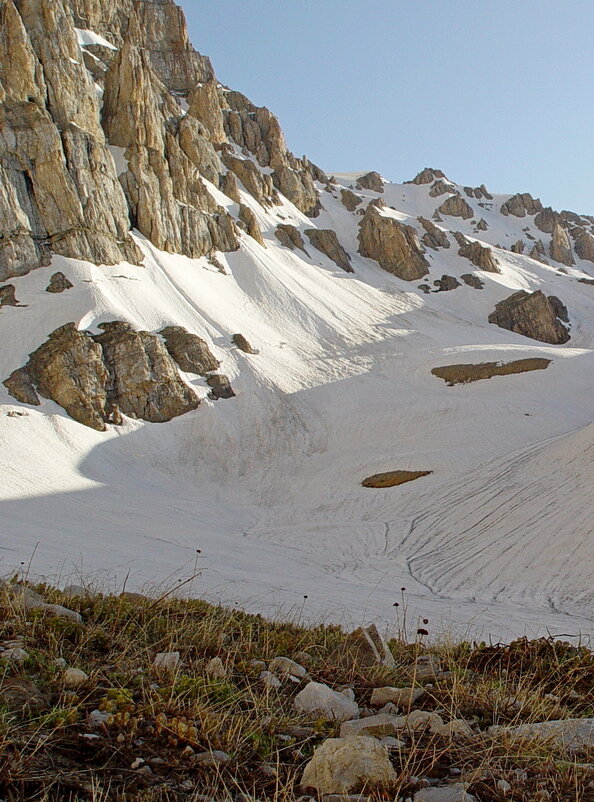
[[358, 206, 428, 281], [370, 687, 425, 709], [300, 736, 397, 795], [340, 714, 401, 738], [305, 229, 353, 272], [476, 218, 488, 230], [454, 233, 500, 272], [342, 625, 395, 668], [232, 333, 256, 353], [437, 195, 474, 220], [433, 275, 461, 292], [94, 322, 200, 423], [418, 217, 450, 250], [341, 189, 362, 211], [238, 204, 265, 246], [207, 374, 235, 400], [3, 367, 40, 406], [500, 193, 542, 217], [356, 171, 384, 193], [160, 326, 220, 375], [294, 681, 359, 722], [275, 224, 308, 253], [488, 718, 594, 752], [460, 273, 484, 289], [0, 285, 21, 306], [488, 290, 570, 344], [46, 272, 73, 293], [550, 222, 575, 265]]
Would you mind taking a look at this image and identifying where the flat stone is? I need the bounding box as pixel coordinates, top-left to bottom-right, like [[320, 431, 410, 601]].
[[488, 718, 594, 752], [269, 656, 307, 678], [370, 687, 425, 709], [414, 784, 477, 801], [340, 713, 401, 739], [294, 681, 359, 722]]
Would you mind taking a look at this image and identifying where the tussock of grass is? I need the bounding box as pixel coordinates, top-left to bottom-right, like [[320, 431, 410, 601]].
[[0, 581, 593, 801]]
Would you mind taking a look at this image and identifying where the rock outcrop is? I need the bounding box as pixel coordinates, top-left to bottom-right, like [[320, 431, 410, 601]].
[[232, 333, 255, 354], [460, 273, 484, 289], [0, 285, 21, 306], [572, 228, 594, 262], [207, 374, 235, 400], [238, 204, 265, 246], [356, 171, 383, 193], [454, 233, 500, 272], [274, 224, 307, 253], [534, 207, 558, 233], [500, 193, 542, 217], [160, 326, 219, 374], [305, 229, 353, 272], [45, 272, 73, 293], [4, 321, 203, 429], [407, 167, 446, 185], [94, 322, 200, 423], [437, 195, 474, 220], [549, 222, 574, 265], [358, 206, 428, 280], [488, 291, 570, 344], [433, 275, 461, 292], [418, 217, 450, 250], [340, 188, 362, 211], [429, 179, 456, 197]]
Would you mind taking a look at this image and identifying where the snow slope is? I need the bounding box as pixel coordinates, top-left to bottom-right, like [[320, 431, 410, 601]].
[[1, 173, 593, 642]]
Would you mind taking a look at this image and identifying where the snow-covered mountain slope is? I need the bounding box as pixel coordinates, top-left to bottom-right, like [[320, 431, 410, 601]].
[[1, 1, 592, 642]]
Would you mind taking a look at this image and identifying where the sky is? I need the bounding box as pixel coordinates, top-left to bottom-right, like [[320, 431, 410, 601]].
[[182, 1, 594, 215]]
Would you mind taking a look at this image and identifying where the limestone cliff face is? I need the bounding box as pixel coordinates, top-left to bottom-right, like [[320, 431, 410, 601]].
[[0, 0, 326, 280], [358, 203, 428, 281]]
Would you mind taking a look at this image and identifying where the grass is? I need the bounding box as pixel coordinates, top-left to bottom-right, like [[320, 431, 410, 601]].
[[361, 471, 433, 488], [1, 581, 593, 801], [431, 358, 552, 386]]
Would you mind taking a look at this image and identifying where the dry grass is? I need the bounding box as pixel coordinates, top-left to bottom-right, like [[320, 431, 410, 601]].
[[1, 582, 593, 801]]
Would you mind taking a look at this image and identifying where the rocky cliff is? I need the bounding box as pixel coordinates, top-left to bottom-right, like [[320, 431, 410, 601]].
[[0, 0, 327, 281]]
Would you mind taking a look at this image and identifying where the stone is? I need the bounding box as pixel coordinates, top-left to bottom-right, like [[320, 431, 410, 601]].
[[160, 326, 219, 375], [534, 207, 559, 233], [260, 671, 282, 690], [154, 651, 182, 672], [414, 785, 477, 801], [10, 585, 82, 622], [63, 667, 89, 687], [269, 656, 307, 678], [454, 233, 500, 272], [238, 204, 265, 246], [191, 750, 230, 767], [340, 714, 401, 739], [431, 719, 473, 738], [408, 168, 446, 185], [88, 709, 112, 728], [342, 625, 395, 668], [370, 687, 425, 709], [418, 217, 450, 250], [429, 180, 456, 197], [488, 718, 594, 752], [407, 655, 442, 682], [294, 681, 359, 722], [510, 239, 525, 254], [94, 322, 200, 423], [46, 272, 73, 293], [356, 171, 384, 193], [460, 273, 484, 289], [476, 217, 488, 230], [207, 374, 235, 400], [398, 710, 445, 732], [275, 224, 308, 253], [1, 647, 28, 662], [433, 275, 461, 292], [300, 736, 397, 794], [550, 222, 575, 265], [305, 229, 353, 272], [0, 285, 21, 306], [220, 171, 242, 203], [3, 367, 40, 406], [572, 228, 594, 262], [437, 195, 474, 220], [358, 206, 428, 281], [206, 657, 226, 679], [341, 189, 362, 211], [500, 193, 542, 217], [232, 333, 256, 353], [488, 290, 570, 344]]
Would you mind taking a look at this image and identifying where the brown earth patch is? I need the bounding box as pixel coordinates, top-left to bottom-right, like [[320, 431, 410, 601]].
[[432, 358, 551, 386], [362, 470, 433, 488]]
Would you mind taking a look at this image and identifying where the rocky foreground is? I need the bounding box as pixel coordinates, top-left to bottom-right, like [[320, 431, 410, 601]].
[[1, 581, 594, 801]]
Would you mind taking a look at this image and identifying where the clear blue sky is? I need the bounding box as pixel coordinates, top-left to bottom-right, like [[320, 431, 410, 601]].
[[182, 1, 594, 215]]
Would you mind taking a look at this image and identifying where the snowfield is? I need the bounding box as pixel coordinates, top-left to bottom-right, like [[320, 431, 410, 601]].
[[1, 175, 593, 642]]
